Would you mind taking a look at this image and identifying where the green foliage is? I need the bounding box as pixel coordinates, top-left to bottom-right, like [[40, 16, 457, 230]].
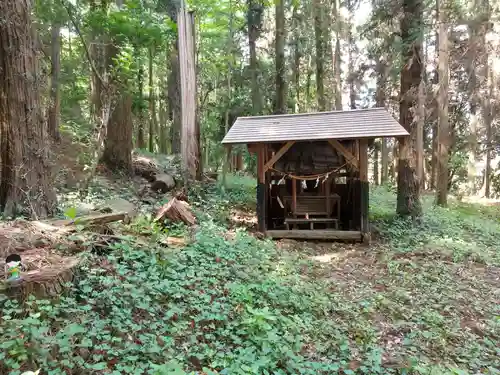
[[2, 177, 499, 374], [371, 185, 500, 265]]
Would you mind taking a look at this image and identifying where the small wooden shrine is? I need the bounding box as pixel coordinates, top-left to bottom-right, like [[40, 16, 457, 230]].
[[222, 108, 409, 241]]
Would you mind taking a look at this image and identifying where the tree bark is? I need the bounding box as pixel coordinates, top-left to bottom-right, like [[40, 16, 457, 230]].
[[375, 59, 388, 184], [0, 0, 56, 218], [436, 0, 450, 206], [168, 40, 181, 154], [136, 48, 146, 149], [248, 0, 263, 114], [397, 0, 423, 217], [101, 93, 133, 172], [178, 8, 199, 181], [292, 4, 301, 113], [274, 0, 287, 114], [148, 45, 157, 153], [313, 0, 326, 111], [335, 0, 344, 110], [48, 21, 61, 142]]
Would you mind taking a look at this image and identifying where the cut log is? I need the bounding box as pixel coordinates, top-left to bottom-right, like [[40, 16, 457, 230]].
[[49, 212, 128, 227], [150, 173, 175, 193], [133, 155, 160, 182], [155, 198, 196, 226]]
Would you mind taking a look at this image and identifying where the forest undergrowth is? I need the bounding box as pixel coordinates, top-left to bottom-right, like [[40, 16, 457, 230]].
[[0, 173, 499, 375]]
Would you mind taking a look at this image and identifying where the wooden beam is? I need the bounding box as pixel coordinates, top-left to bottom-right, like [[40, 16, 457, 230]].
[[266, 230, 362, 241], [327, 139, 359, 170], [264, 141, 295, 172]]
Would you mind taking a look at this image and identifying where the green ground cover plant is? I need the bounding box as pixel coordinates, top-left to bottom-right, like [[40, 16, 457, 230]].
[[0, 177, 498, 375]]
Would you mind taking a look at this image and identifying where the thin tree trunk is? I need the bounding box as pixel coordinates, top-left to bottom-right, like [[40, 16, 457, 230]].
[[466, 1, 480, 194], [436, 0, 450, 206], [335, 0, 344, 110], [148, 45, 157, 153], [292, 4, 301, 113], [484, 58, 493, 198], [48, 21, 61, 142], [305, 55, 313, 111], [313, 0, 326, 111], [248, 0, 262, 114], [373, 142, 379, 185], [397, 0, 423, 217], [0, 0, 56, 218], [375, 60, 388, 184], [169, 40, 181, 154], [275, 0, 287, 114], [136, 47, 146, 149]]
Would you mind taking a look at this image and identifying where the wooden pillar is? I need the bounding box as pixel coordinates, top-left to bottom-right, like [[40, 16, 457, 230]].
[[222, 145, 232, 189], [256, 144, 267, 232], [359, 139, 370, 243]]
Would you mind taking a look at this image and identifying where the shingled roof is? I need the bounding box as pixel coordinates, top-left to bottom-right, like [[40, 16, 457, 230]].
[[222, 107, 408, 144]]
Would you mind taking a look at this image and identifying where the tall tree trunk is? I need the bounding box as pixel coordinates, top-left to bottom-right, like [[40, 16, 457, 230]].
[[397, 0, 423, 217], [159, 97, 168, 154], [375, 60, 389, 183], [466, 1, 480, 194], [169, 40, 181, 154], [480, 0, 492, 198], [275, 0, 287, 114], [148, 45, 157, 153], [436, 0, 450, 206], [101, 0, 132, 172], [136, 48, 146, 148], [102, 93, 133, 171], [0, 0, 56, 218], [178, 8, 199, 181], [484, 56, 493, 198], [292, 4, 301, 113], [48, 21, 61, 142], [305, 55, 313, 110], [313, 0, 326, 111], [335, 0, 345, 110], [248, 0, 262, 114]]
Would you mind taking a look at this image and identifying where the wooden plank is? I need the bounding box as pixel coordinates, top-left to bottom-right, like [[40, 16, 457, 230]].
[[359, 139, 368, 182], [264, 141, 295, 172], [285, 218, 338, 223], [327, 139, 359, 170], [266, 230, 362, 241]]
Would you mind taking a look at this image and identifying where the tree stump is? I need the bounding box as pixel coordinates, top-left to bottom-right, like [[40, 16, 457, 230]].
[[1, 251, 81, 300], [155, 198, 196, 226]]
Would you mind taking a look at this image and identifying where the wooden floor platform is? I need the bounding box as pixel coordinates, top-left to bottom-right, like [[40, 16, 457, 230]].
[[266, 229, 362, 241]]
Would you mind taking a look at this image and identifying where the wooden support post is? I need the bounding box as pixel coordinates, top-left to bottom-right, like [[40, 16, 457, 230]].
[[222, 145, 232, 189], [359, 139, 370, 244], [264, 141, 295, 172], [256, 144, 267, 233], [327, 139, 359, 170]]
